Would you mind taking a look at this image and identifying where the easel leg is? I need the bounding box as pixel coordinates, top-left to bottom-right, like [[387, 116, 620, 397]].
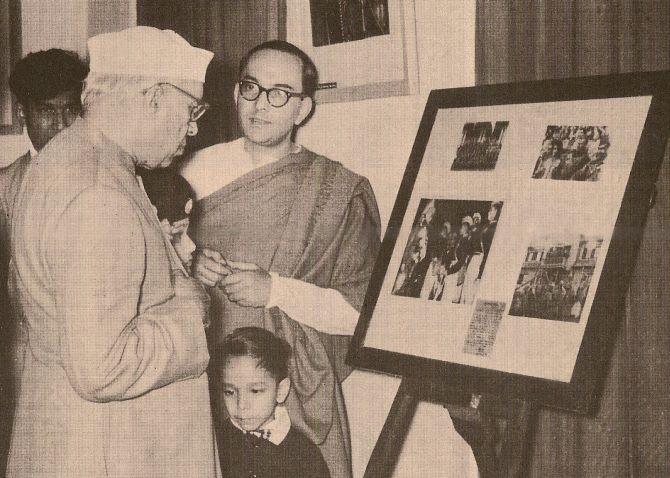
[[363, 378, 419, 478]]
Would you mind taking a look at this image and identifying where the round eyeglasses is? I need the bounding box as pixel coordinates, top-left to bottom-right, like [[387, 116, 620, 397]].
[[238, 80, 306, 108]]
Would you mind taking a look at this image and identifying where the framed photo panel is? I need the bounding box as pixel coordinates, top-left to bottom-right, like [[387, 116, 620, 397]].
[[289, 0, 418, 103], [349, 71, 670, 414]]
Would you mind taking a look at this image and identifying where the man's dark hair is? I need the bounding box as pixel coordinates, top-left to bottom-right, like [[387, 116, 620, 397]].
[[9, 49, 89, 105], [212, 327, 292, 381], [239, 40, 318, 98]]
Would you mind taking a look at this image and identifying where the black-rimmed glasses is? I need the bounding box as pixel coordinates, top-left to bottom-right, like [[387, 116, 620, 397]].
[[238, 80, 306, 108], [150, 82, 210, 122]]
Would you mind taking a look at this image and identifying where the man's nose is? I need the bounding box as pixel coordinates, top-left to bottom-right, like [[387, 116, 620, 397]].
[[254, 90, 271, 110], [187, 121, 198, 136], [237, 393, 248, 411]]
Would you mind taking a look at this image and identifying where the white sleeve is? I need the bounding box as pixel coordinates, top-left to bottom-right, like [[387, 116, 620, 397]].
[[266, 272, 360, 336]]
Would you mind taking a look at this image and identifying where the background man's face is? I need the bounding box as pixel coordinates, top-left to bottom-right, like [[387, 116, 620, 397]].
[[488, 205, 498, 222], [575, 131, 588, 150], [22, 90, 81, 151], [237, 49, 309, 147], [540, 139, 553, 155]]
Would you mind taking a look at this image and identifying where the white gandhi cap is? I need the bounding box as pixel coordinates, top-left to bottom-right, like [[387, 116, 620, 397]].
[[87, 26, 214, 82]]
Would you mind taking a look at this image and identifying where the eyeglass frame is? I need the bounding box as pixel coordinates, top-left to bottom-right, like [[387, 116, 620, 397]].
[[145, 82, 210, 122], [238, 80, 308, 108]]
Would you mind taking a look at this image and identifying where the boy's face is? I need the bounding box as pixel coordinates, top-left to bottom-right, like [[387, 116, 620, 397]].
[[235, 49, 312, 149], [221, 355, 290, 432]]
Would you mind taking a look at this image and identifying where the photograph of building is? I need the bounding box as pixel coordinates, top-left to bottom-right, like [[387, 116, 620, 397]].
[[510, 235, 603, 322]]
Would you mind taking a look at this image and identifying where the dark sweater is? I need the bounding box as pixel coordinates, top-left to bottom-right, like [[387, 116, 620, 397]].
[[218, 419, 331, 478]]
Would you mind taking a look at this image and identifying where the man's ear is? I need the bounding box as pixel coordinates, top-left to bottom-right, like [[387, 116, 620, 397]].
[[295, 96, 313, 126], [276, 377, 290, 404], [16, 103, 26, 126], [233, 81, 240, 108], [145, 83, 165, 111]]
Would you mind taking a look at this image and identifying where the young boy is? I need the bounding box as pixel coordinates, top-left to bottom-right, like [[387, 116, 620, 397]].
[[211, 327, 331, 478], [138, 167, 197, 269]]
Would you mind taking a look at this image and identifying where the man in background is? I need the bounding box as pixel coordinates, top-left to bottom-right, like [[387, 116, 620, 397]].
[[7, 27, 220, 477], [0, 48, 87, 475]]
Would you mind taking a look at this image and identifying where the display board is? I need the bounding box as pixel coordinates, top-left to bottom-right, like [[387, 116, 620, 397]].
[[350, 71, 670, 413]]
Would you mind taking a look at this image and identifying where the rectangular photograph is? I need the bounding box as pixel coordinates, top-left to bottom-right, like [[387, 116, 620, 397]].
[[392, 198, 503, 305], [451, 121, 509, 171], [509, 234, 603, 323], [309, 0, 390, 47], [531, 125, 610, 181], [290, 0, 418, 103]]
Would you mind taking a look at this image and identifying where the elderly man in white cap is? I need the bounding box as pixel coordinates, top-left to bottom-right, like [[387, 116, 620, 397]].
[[6, 27, 220, 477]]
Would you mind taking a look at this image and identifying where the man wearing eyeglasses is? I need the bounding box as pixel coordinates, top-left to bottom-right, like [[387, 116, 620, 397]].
[[6, 27, 221, 478], [182, 40, 381, 478]]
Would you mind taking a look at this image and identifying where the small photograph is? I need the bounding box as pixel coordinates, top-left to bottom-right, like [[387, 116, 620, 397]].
[[532, 125, 610, 181], [392, 198, 503, 305], [451, 121, 509, 171], [509, 234, 603, 322], [310, 0, 390, 47]]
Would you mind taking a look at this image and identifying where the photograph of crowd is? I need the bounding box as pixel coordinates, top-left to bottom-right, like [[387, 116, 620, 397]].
[[509, 234, 603, 322], [451, 121, 509, 171], [532, 125, 610, 181], [392, 198, 503, 305], [310, 0, 390, 47]]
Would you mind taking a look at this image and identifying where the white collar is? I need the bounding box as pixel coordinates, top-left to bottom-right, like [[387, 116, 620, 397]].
[[229, 404, 291, 445]]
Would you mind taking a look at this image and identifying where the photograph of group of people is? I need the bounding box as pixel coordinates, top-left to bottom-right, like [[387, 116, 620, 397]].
[[509, 234, 603, 322], [451, 120, 509, 171], [392, 198, 503, 305], [532, 125, 610, 181]]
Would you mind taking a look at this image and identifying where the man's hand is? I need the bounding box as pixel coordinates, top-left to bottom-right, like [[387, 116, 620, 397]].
[[191, 248, 231, 287], [219, 261, 271, 308]]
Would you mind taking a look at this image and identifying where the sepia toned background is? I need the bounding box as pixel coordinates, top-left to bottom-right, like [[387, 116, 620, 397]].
[[2, 1, 670, 477]]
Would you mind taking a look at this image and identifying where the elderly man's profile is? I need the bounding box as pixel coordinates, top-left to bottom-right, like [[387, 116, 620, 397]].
[[5, 27, 221, 477]]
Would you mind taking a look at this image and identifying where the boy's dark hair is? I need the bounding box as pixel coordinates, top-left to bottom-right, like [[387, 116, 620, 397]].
[[212, 327, 292, 381], [136, 167, 194, 223], [9, 49, 89, 105], [239, 40, 318, 98]]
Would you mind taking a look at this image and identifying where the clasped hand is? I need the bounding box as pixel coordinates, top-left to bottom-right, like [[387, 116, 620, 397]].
[[191, 248, 271, 308]]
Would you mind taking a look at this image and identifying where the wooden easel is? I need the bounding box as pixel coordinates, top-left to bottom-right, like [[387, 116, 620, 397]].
[[363, 378, 535, 478]]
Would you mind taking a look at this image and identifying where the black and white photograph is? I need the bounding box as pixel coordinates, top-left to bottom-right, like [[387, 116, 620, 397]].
[[309, 0, 390, 47], [3, 2, 670, 478], [392, 198, 503, 305], [451, 121, 509, 171], [509, 234, 603, 322], [531, 125, 610, 181]]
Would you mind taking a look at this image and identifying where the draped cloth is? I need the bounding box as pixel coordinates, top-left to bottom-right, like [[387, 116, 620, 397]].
[[190, 147, 381, 478]]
